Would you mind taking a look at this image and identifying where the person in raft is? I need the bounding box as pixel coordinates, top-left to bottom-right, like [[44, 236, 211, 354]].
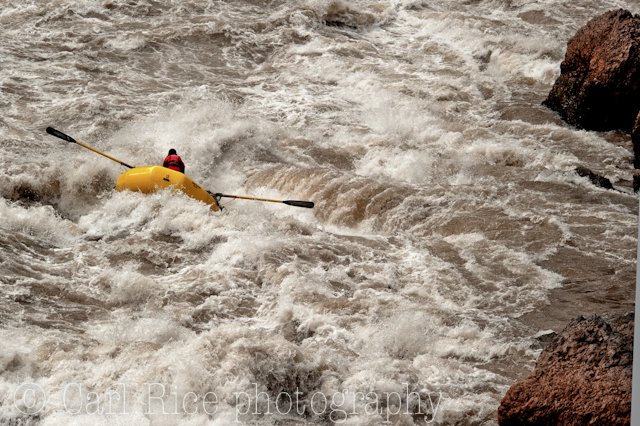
[[163, 148, 185, 173]]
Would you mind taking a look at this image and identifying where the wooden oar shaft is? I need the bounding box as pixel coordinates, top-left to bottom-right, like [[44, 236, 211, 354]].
[[214, 193, 314, 209], [46, 127, 134, 169], [74, 141, 134, 169], [217, 194, 286, 203]]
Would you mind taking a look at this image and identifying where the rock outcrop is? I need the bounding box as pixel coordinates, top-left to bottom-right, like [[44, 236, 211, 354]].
[[633, 112, 640, 191], [633, 112, 640, 168], [498, 314, 633, 425], [543, 9, 640, 132], [574, 166, 613, 189]]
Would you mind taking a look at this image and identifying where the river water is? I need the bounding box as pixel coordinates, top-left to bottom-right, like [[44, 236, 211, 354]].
[[0, 1, 637, 425]]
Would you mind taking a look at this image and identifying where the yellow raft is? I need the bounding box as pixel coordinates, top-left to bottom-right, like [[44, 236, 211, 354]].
[[115, 166, 221, 211], [46, 128, 313, 211]]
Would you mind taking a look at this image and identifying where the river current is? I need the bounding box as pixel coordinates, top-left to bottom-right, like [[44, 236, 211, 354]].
[[0, 1, 638, 424]]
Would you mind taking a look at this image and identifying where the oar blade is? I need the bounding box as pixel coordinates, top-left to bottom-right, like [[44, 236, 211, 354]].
[[283, 200, 314, 209], [211, 192, 314, 209], [46, 127, 76, 143]]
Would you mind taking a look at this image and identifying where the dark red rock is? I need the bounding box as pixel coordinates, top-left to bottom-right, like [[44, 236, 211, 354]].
[[543, 9, 640, 131], [633, 112, 640, 191], [633, 112, 640, 167], [574, 165, 613, 189], [498, 314, 633, 425]]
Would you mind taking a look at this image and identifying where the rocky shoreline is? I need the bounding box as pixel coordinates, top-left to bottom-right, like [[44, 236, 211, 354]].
[[500, 314, 633, 425], [498, 9, 638, 424]]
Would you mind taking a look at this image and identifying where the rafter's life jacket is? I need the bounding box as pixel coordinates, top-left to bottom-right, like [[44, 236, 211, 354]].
[[163, 154, 185, 173]]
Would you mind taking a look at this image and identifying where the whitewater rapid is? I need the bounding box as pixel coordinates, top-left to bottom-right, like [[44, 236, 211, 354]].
[[1, 1, 637, 425]]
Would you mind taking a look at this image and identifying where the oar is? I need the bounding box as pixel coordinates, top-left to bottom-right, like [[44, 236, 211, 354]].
[[213, 193, 314, 209], [46, 127, 135, 169]]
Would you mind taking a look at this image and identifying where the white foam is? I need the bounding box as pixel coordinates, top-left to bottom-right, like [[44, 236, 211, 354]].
[[1, 0, 638, 424], [105, 34, 148, 52], [0, 199, 80, 245]]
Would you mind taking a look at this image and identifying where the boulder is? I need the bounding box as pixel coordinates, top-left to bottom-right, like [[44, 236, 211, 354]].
[[633, 112, 640, 190], [633, 112, 640, 164], [498, 313, 633, 425], [543, 9, 640, 131], [574, 165, 613, 189]]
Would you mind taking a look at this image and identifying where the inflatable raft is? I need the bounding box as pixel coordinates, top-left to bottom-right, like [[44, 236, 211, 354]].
[[46, 128, 312, 212], [115, 166, 221, 211]]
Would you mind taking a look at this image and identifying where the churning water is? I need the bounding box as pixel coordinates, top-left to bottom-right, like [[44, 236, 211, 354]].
[[0, 1, 638, 424]]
